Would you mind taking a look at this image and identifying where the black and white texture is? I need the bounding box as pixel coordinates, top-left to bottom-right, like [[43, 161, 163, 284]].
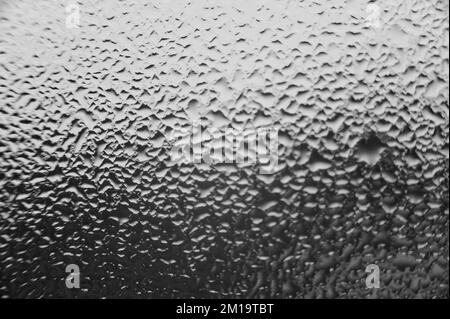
[[0, 0, 448, 298]]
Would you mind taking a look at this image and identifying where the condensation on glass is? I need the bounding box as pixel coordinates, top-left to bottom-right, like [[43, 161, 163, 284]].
[[0, 0, 448, 298]]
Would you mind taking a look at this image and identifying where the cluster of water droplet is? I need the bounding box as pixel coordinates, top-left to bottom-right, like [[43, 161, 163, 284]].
[[0, 0, 448, 298]]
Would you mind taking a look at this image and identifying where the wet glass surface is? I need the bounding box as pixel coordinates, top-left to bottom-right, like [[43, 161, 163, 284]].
[[0, 0, 448, 298]]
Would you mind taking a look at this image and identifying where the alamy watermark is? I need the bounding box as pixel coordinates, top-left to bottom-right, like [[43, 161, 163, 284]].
[[65, 264, 80, 289], [167, 120, 279, 174], [65, 2, 80, 29], [365, 264, 380, 289], [365, 3, 381, 29]]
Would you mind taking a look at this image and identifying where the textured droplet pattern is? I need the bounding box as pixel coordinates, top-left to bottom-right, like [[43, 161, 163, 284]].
[[0, 0, 448, 298]]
